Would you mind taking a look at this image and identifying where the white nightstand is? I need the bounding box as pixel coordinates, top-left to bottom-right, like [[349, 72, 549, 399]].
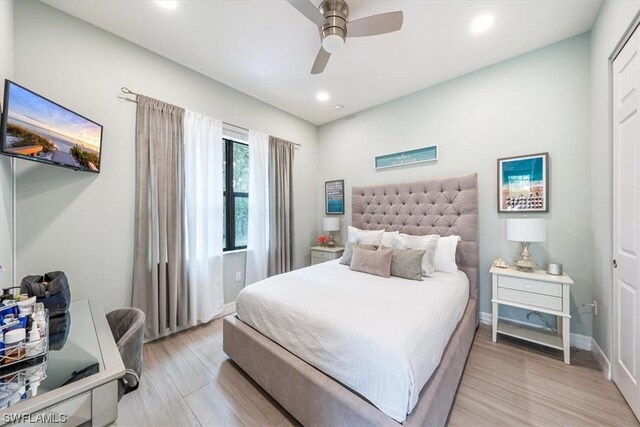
[[310, 246, 345, 265], [490, 266, 574, 364]]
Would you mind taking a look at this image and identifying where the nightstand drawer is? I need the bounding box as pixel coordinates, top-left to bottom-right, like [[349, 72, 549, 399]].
[[312, 251, 336, 261], [497, 287, 562, 311], [497, 275, 562, 297], [311, 255, 327, 265]]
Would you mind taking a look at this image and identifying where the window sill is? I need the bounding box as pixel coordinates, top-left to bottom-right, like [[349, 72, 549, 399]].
[[224, 249, 247, 255]]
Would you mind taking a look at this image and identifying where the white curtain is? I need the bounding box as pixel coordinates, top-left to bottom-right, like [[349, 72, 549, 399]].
[[245, 130, 270, 285], [184, 111, 224, 324]]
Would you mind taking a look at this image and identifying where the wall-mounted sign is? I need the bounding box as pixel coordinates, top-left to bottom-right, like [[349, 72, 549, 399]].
[[374, 145, 438, 170]]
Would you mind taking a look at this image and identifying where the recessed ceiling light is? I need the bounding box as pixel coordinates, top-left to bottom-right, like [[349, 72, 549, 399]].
[[155, 1, 178, 10], [334, 104, 343, 110], [470, 13, 494, 33], [316, 92, 330, 102]]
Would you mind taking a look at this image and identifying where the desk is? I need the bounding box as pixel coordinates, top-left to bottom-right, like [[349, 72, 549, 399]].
[[0, 300, 124, 426]]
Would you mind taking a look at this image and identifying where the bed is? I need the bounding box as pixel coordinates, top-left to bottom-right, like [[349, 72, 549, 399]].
[[223, 172, 479, 426]]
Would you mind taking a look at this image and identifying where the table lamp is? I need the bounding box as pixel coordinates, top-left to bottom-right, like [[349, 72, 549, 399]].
[[507, 218, 546, 272], [323, 217, 341, 246]]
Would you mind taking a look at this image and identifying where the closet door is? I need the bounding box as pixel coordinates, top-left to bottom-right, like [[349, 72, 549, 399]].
[[613, 25, 640, 420]]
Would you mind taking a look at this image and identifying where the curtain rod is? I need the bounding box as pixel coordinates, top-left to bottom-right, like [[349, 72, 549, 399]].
[[119, 87, 301, 148]]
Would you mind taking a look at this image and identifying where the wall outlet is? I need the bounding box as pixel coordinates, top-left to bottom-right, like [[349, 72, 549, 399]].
[[593, 299, 598, 317], [235, 272, 242, 282]]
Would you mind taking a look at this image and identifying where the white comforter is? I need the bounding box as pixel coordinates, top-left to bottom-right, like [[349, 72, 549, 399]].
[[236, 260, 469, 422]]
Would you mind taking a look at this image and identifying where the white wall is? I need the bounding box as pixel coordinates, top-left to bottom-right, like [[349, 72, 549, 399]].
[[223, 252, 246, 304], [13, 0, 319, 311], [590, 1, 640, 358], [0, 0, 14, 291], [319, 35, 592, 335]]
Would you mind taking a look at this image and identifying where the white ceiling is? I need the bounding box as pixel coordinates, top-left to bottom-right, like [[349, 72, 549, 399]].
[[41, 0, 602, 125]]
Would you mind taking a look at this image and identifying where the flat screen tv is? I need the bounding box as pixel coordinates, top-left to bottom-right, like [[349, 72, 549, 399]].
[[0, 80, 103, 173]]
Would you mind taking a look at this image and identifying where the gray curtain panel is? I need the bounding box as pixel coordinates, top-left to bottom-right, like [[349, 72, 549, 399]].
[[132, 96, 187, 340], [268, 136, 296, 275]]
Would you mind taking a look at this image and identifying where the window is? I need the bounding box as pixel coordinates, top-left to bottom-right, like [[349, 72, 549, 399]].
[[223, 139, 249, 251]]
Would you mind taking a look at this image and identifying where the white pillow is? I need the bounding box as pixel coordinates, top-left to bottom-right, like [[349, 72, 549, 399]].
[[393, 233, 439, 276], [347, 226, 385, 246], [380, 231, 399, 248], [435, 235, 460, 274]]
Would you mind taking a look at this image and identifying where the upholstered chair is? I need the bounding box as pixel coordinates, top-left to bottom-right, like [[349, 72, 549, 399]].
[[106, 308, 145, 400]]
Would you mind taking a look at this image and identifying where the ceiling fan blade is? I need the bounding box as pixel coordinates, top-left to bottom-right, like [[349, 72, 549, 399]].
[[286, 0, 326, 26], [311, 47, 331, 74], [347, 11, 403, 37]]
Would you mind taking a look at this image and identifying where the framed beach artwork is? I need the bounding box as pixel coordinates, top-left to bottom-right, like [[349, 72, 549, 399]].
[[325, 179, 344, 215], [497, 152, 549, 213]]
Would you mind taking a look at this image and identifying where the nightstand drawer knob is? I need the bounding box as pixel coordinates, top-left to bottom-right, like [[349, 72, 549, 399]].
[[526, 284, 531, 289]]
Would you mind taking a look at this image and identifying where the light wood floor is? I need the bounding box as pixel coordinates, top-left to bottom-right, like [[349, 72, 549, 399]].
[[115, 319, 639, 426]]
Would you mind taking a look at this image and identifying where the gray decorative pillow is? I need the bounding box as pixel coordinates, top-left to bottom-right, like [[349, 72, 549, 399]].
[[350, 248, 392, 278], [340, 242, 378, 265], [390, 249, 426, 281]]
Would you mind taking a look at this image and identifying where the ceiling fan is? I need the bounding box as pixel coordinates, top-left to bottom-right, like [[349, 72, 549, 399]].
[[286, 0, 403, 74]]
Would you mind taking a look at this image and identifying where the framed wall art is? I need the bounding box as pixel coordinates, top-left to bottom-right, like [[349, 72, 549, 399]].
[[325, 179, 344, 215], [497, 152, 549, 213]]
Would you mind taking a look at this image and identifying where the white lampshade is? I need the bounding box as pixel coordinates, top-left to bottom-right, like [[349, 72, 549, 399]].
[[506, 218, 546, 243], [323, 217, 340, 232]]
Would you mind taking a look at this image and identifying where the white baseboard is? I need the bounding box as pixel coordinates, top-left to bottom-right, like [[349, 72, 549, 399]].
[[143, 302, 237, 344], [572, 332, 593, 351], [221, 301, 237, 317], [479, 311, 592, 351], [591, 338, 612, 380], [479, 312, 492, 325]]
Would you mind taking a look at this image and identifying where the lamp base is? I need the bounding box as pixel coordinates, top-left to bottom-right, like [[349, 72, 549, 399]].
[[514, 258, 536, 272], [514, 241, 537, 272], [328, 230, 341, 247]]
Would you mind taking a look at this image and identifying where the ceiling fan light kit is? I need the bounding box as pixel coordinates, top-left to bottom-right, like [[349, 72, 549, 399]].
[[322, 34, 344, 53], [287, 0, 403, 74], [320, 0, 348, 53]]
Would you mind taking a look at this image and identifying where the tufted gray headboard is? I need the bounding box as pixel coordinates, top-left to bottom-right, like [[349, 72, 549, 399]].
[[352, 173, 479, 300]]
